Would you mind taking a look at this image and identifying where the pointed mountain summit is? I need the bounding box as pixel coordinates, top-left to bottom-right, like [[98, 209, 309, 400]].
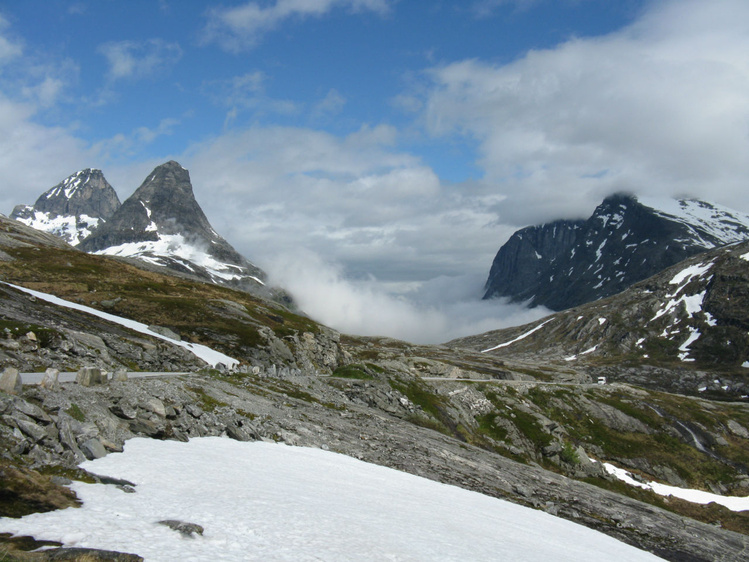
[[11, 168, 121, 246], [483, 193, 749, 311], [78, 161, 267, 293]]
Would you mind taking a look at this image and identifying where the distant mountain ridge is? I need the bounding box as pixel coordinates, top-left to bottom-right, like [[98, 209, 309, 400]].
[[483, 194, 749, 311], [11, 161, 269, 296], [11, 168, 121, 246]]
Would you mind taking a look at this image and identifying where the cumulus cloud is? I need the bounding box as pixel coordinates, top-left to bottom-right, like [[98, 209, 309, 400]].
[[97, 39, 182, 81], [419, 0, 749, 225], [0, 96, 95, 213], [266, 250, 549, 343], [182, 124, 508, 284], [202, 0, 392, 52]]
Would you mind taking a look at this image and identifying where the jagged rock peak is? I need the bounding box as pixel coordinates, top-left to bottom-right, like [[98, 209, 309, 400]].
[[78, 161, 268, 294], [27, 168, 119, 218], [483, 193, 749, 311], [10, 168, 121, 246]]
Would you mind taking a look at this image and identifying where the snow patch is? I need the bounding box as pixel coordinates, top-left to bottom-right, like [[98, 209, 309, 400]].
[[0, 437, 664, 561], [482, 319, 553, 352], [639, 197, 749, 249], [3, 283, 237, 368], [603, 462, 749, 512]]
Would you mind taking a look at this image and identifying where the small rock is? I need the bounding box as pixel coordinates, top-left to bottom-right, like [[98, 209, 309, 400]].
[[185, 403, 204, 418], [0, 367, 22, 395], [110, 403, 138, 420], [727, 420, 749, 440], [158, 519, 204, 538]]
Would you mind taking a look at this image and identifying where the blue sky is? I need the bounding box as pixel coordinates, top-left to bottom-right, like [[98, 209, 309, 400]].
[[2, 0, 749, 341]]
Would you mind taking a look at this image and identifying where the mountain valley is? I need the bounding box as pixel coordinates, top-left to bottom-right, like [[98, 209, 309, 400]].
[[0, 203, 749, 559]]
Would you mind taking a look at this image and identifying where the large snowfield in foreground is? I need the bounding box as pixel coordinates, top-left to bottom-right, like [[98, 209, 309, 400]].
[[0, 437, 663, 561]]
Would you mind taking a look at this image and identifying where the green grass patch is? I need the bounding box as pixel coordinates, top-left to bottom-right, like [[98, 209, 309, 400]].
[[187, 386, 227, 412], [332, 364, 374, 380], [65, 403, 85, 423]]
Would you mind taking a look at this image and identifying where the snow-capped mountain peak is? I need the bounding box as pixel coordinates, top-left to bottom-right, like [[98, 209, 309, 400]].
[[10, 168, 121, 246]]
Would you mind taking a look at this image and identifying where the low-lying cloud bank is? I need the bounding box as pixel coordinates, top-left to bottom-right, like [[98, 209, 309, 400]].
[[267, 250, 549, 344]]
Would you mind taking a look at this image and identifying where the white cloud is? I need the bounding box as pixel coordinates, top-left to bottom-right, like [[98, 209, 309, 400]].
[[266, 250, 549, 343], [471, 0, 541, 17], [97, 39, 182, 81], [0, 14, 22, 64], [0, 96, 95, 213], [205, 71, 299, 125], [419, 0, 749, 225], [181, 124, 507, 285], [311, 88, 346, 119], [202, 0, 392, 52]]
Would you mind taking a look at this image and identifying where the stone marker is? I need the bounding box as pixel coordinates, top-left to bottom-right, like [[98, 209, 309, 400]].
[[112, 368, 129, 382], [76, 366, 104, 387], [0, 367, 22, 395], [40, 368, 60, 390]]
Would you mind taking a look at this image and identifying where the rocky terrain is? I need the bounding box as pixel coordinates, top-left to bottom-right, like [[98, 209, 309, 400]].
[[461, 238, 749, 398], [484, 194, 749, 311], [1, 213, 749, 560]]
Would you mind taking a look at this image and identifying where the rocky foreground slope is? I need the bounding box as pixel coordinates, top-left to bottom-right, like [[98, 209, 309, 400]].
[[1, 216, 748, 561]]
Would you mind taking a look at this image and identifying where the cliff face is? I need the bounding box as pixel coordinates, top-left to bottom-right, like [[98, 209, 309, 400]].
[[484, 194, 749, 311]]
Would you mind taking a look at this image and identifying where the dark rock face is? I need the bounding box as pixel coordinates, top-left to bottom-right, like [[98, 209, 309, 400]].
[[14, 169, 120, 220], [80, 161, 212, 251], [484, 194, 749, 311], [11, 169, 121, 246], [78, 161, 267, 292]]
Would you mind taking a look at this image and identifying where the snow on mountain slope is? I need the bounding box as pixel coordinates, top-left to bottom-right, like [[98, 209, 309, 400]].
[[94, 234, 265, 286], [10, 168, 121, 246], [639, 197, 749, 249], [484, 193, 749, 311], [10, 210, 101, 246], [0, 437, 664, 561], [5, 282, 238, 368]]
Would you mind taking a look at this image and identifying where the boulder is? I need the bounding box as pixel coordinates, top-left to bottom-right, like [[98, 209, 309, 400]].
[[13, 398, 52, 423], [80, 438, 108, 460], [0, 367, 22, 395], [16, 418, 48, 443], [141, 397, 166, 418]]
